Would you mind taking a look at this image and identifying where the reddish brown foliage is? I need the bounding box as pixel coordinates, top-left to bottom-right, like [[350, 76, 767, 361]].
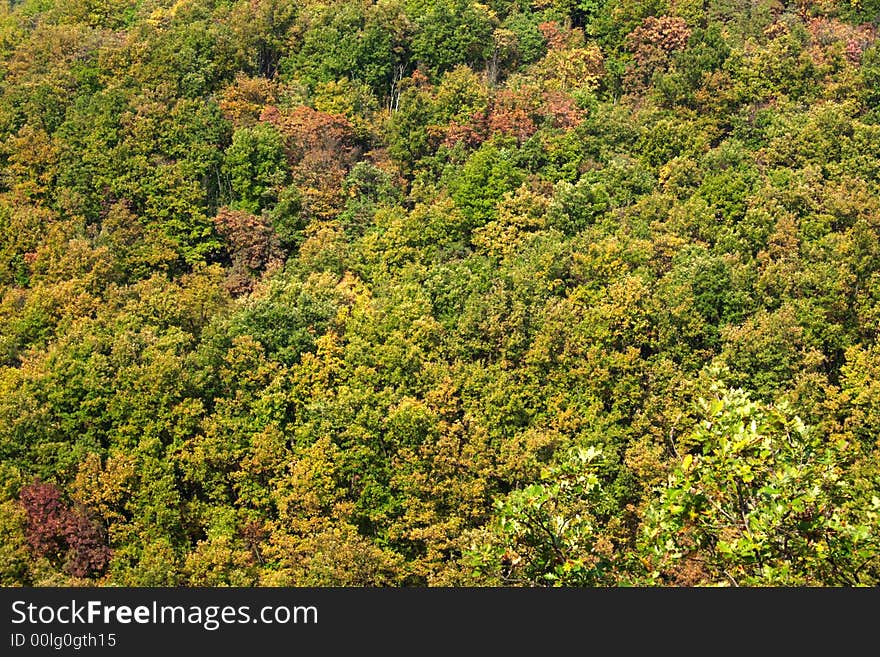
[[538, 21, 574, 50], [541, 90, 582, 131], [213, 208, 282, 272], [410, 68, 431, 87], [489, 89, 538, 143], [63, 507, 112, 579], [260, 105, 360, 220], [261, 105, 357, 167], [443, 112, 489, 149], [213, 208, 283, 295], [20, 481, 111, 578], [625, 16, 691, 91], [444, 86, 583, 148], [626, 16, 691, 56], [20, 480, 68, 559], [804, 17, 876, 65]]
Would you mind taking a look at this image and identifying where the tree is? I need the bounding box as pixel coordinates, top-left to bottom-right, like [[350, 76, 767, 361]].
[[19, 480, 111, 580], [449, 140, 524, 229], [222, 123, 288, 215], [640, 379, 880, 586], [465, 446, 627, 586], [624, 16, 692, 92], [409, 0, 494, 78], [260, 105, 359, 221]]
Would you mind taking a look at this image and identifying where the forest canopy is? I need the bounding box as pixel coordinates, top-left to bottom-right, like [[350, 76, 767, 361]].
[[1, 0, 879, 586]]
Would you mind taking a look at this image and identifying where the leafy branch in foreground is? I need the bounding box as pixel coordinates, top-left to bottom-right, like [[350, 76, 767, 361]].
[[640, 383, 880, 586]]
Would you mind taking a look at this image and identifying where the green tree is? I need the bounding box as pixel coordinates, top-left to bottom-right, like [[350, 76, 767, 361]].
[[222, 123, 288, 215], [641, 380, 880, 586], [409, 0, 494, 77], [465, 446, 626, 586]]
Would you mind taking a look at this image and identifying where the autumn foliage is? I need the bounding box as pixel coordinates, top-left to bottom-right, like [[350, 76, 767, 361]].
[[20, 481, 110, 579], [1, 0, 879, 588]]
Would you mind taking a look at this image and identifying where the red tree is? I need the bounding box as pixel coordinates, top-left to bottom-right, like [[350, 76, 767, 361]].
[[19, 480, 111, 578]]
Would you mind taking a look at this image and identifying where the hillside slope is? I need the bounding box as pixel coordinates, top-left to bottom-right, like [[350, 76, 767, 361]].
[[1, 0, 879, 586]]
